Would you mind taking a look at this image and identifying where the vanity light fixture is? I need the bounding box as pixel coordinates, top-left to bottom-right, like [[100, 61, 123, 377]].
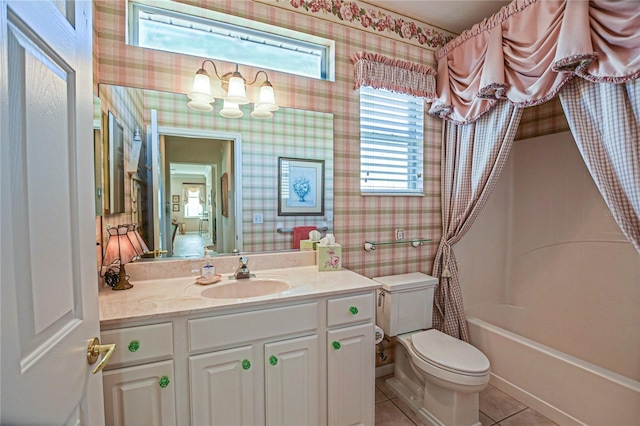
[[187, 60, 279, 118], [102, 224, 148, 291]]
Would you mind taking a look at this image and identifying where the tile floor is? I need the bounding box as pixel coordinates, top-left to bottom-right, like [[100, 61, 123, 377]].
[[173, 232, 214, 258], [375, 375, 558, 426]]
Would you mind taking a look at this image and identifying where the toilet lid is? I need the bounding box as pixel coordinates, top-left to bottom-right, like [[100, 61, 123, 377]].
[[411, 329, 490, 375]]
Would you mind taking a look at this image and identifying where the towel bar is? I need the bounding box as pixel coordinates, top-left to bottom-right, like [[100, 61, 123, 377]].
[[277, 225, 329, 233], [363, 239, 432, 251]]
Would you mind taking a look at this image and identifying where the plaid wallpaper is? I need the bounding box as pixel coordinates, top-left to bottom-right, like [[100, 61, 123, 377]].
[[94, 0, 568, 278], [516, 97, 570, 141]]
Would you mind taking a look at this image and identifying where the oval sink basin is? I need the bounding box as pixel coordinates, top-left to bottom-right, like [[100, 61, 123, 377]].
[[200, 279, 290, 299]]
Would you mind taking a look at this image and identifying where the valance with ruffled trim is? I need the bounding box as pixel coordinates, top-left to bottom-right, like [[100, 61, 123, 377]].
[[352, 52, 437, 98], [430, 0, 640, 124]]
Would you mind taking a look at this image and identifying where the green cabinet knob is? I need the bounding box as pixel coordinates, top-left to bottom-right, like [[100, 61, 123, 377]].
[[158, 376, 170, 388], [349, 306, 359, 315], [269, 355, 278, 366], [242, 359, 251, 370], [128, 340, 140, 352], [332, 341, 342, 350]]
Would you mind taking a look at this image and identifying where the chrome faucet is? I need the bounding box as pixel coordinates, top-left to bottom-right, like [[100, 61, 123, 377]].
[[233, 256, 251, 279]]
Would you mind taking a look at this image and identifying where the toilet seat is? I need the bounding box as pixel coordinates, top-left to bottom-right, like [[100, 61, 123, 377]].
[[410, 329, 490, 377]]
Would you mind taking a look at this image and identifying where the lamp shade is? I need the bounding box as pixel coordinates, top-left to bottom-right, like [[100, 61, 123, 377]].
[[103, 225, 138, 266], [255, 82, 278, 112], [225, 72, 249, 104], [126, 224, 149, 257], [220, 100, 244, 118], [251, 103, 273, 119], [188, 69, 215, 111]]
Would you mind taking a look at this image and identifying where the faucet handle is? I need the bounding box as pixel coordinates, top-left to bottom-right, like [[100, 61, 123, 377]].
[[239, 256, 248, 265]]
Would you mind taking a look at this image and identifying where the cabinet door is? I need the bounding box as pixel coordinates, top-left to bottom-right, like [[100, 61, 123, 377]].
[[102, 360, 176, 426], [189, 345, 255, 426], [328, 324, 375, 426], [264, 335, 320, 426]]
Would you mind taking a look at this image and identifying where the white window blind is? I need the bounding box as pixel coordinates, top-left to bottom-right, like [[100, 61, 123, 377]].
[[360, 86, 424, 194]]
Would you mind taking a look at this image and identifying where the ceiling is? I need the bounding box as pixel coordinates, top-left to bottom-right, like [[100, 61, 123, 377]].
[[170, 163, 211, 177], [363, 0, 511, 34]]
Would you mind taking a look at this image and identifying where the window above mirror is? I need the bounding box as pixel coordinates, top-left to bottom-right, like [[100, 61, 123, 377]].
[[128, 1, 334, 80]]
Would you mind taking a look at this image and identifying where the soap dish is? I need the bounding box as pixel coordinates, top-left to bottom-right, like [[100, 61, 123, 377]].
[[195, 274, 222, 285]]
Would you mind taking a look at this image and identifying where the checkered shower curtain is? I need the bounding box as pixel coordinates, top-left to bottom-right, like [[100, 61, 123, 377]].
[[559, 78, 640, 254], [432, 102, 523, 342]]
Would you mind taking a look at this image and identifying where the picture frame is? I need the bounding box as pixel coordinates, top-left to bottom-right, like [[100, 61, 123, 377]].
[[172, 195, 180, 203], [172, 203, 180, 212], [278, 157, 324, 216]]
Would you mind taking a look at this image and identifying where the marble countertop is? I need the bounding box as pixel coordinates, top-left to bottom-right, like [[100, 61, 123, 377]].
[[99, 266, 381, 326]]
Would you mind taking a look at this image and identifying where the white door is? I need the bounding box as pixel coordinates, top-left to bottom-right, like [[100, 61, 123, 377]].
[[264, 335, 320, 426], [0, 0, 103, 424], [149, 109, 165, 254]]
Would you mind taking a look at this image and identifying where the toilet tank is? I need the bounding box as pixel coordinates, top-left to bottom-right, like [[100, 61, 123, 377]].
[[373, 272, 439, 337]]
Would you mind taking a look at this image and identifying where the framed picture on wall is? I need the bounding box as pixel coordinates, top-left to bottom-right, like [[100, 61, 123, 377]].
[[278, 157, 324, 216], [172, 195, 180, 203], [172, 203, 180, 212]]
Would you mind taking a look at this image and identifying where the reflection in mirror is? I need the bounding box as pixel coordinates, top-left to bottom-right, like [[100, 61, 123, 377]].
[[96, 85, 333, 259], [107, 111, 125, 214]]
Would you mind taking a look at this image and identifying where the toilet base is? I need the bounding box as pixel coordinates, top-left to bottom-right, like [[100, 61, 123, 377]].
[[388, 340, 484, 426], [386, 376, 482, 426]]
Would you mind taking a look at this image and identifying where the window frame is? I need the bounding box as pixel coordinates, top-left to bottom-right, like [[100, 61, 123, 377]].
[[128, 1, 334, 81]]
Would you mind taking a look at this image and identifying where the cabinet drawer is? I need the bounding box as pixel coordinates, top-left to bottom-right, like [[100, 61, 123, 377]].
[[189, 302, 318, 352], [101, 322, 173, 369], [327, 293, 374, 328]]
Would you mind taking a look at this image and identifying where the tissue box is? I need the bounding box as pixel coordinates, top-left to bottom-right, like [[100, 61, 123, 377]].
[[300, 240, 318, 251], [317, 244, 342, 271]]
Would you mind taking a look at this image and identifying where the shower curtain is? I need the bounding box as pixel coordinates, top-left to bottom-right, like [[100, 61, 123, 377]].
[[430, 0, 640, 339]]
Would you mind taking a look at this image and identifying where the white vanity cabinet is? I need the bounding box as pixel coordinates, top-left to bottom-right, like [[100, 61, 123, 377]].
[[100, 289, 376, 426], [188, 301, 321, 426], [327, 293, 376, 426], [100, 323, 177, 426]]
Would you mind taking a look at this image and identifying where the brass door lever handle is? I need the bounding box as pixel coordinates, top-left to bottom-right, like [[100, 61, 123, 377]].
[[87, 337, 116, 374]]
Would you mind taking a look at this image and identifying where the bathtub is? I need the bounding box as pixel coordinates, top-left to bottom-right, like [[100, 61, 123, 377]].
[[466, 304, 640, 426]]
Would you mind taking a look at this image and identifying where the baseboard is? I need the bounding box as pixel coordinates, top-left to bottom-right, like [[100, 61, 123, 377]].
[[376, 363, 394, 378]]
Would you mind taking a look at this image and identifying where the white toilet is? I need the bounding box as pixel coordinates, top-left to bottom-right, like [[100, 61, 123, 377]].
[[373, 272, 490, 426]]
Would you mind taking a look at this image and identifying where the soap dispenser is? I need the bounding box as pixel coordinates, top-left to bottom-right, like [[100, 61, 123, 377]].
[[201, 249, 215, 278]]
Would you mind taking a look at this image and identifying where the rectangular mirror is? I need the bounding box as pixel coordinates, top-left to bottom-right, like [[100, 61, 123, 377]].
[[96, 85, 334, 258]]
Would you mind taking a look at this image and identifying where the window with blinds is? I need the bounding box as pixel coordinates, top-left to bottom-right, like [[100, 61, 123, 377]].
[[360, 86, 424, 195]]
